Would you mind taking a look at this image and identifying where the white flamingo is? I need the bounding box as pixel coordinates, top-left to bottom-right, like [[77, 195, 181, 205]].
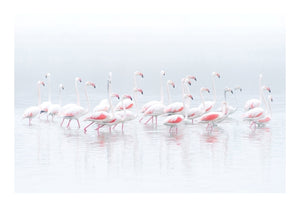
[[244, 74, 271, 110], [23, 80, 45, 125], [187, 87, 210, 124], [199, 72, 220, 112], [48, 84, 64, 121], [114, 71, 144, 111], [60, 80, 96, 128], [93, 72, 113, 112], [140, 70, 166, 114], [163, 94, 194, 133], [40, 73, 52, 119]]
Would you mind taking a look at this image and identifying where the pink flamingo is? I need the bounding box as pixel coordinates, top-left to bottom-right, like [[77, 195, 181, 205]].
[[84, 93, 120, 133], [187, 87, 210, 124], [199, 72, 220, 112], [40, 73, 52, 119], [140, 70, 166, 114], [244, 74, 271, 110], [23, 80, 45, 125], [141, 78, 176, 126], [164, 78, 192, 115], [163, 94, 194, 133], [114, 71, 144, 111], [198, 101, 228, 131], [48, 84, 64, 121], [60, 80, 96, 128], [254, 95, 273, 126], [93, 72, 113, 112], [243, 86, 272, 129]]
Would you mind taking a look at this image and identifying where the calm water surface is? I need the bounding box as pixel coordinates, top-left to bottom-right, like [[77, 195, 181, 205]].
[[15, 93, 285, 192]]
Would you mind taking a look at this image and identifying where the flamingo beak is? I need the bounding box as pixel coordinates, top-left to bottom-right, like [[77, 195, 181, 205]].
[[271, 98, 273, 102], [42, 82, 45, 86], [62, 86, 64, 90], [189, 95, 193, 100], [231, 90, 233, 94], [188, 81, 191, 86], [172, 83, 175, 88], [269, 88, 271, 93], [140, 73, 144, 78], [207, 89, 210, 93], [217, 73, 220, 78]]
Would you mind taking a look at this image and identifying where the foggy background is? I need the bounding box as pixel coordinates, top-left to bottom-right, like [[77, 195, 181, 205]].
[[15, 14, 285, 105]]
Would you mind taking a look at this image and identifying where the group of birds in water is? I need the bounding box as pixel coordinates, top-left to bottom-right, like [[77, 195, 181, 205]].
[[22, 71, 272, 134]]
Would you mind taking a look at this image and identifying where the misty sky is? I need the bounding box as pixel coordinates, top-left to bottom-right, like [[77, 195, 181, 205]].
[[15, 14, 285, 102]]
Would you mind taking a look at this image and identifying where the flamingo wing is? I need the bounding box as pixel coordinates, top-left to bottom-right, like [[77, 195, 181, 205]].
[[244, 99, 261, 110], [23, 106, 40, 118], [114, 98, 134, 111], [164, 102, 184, 114], [243, 107, 265, 119], [163, 114, 184, 125]]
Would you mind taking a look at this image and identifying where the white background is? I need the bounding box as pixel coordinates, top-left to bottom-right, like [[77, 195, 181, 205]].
[[1, 0, 298, 210]]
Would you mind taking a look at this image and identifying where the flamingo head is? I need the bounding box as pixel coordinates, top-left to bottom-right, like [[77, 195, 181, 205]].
[[234, 86, 242, 92], [262, 86, 271, 93], [38, 81, 45, 86], [134, 88, 144, 95], [134, 71, 144, 78], [59, 84, 64, 90], [212, 72, 221, 78], [201, 87, 210, 93], [184, 94, 193, 100], [111, 93, 120, 100], [122, 95, 133, 101], [167, 80, 175, 88], [186, 75, 197, 81], [86, 81, 96, 88], [75, 77, 82, 83], [182, 78, 192, 86], [161, 70, 166, 76], [224, 87, 233, 94], [45, 73, 51, 78]]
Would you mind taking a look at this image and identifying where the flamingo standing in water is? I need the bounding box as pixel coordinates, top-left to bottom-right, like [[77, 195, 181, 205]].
[[23, 80, 45, 125], [198, 101, 228, 131], [199, 72, 220, 112], [243, 86, 272, 129], [93, 72, 113, 112], [141, 78, 177, 126], [164, 78, 192, 115], [140, 70, 166, 114], [244, 74, 271, 110], [163, 94, 194, 134], [48, 84, 64, 121], [60, 80, 96, 128], [187, 87, 210, 124], [84, 92, 120, 134], [254, 95, 273, 126], [114, 71, 144, 111], [40, 73, 52, 119]]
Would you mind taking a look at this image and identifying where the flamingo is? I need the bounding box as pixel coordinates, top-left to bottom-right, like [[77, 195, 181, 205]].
[[22, 80, 45, 125], [198, 101, 228, 131], [140, 70, 166, 114], [199, 72, 220, 112], [164, 78, 192, 115], [60, 80, 96, 128], [40, 73, 52, 119], [166, 80, 176, 105], [114, 71, 144, 111], [60, 77, 82, 114], [225, 86, 242, 116], [163, 94, 194, 133], [48, 84, 64, 121], [187, 87, 210, 124], [244, 74, 271, 110], [254, 95, 273, 126], [95, 95, 133, 133], [93, 72, 113, 112], [84, 92, 120, 133], [243, 86, 272, 128]]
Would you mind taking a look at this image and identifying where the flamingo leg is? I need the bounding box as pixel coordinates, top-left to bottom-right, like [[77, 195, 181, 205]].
[[29, 118, 32, 125], [169, 127, 171, 133], [84, 122, 94, 133], [192, 119, 194, 124], [139, 116, 144, 123], [144, 116, 153, 125], [95, 124, 104, 130], [155, 116, 158, 126], [76, 119, 80, 128], [152, 117, 153, 124], [113, 124, 118, 129], [176, 127, 178, 134], [60, 118, 65, 127], [67, 119, 72, 128], [122, 123, 124, 133]]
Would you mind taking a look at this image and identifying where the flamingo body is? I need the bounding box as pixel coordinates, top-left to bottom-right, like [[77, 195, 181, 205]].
[[163, 114, 184, 126], [40, 101, 51, 113], [164, 102, 184, 114], [199, 101, 214, 113], [244, 99, 261, 110], [243, 107, 264, 120], [23, 106, 40, 122], [93, 99, 110, 112], [114, 99, 134, 111]]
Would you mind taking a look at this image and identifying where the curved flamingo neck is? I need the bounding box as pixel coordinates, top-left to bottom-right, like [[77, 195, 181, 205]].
[[59, 87, 62, 106], [37, 83, 41, 106], [211, 74, 217, 102], [84, 85, 90, 112], [259, 75, 263, 102], [160, 74, 164, 104], [199, 89, 206, 109], [75, 80, 80, 106], [166, 83, 172, 105], [47, 75, 51, 102], [261, 88, 271, 116]]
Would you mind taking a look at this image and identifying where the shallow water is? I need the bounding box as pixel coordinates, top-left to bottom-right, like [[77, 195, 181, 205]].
[[15, 93, 285, 192]]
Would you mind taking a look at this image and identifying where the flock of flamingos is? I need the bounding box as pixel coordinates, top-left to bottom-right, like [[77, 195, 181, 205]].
[[22, 71, 272, 134]]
